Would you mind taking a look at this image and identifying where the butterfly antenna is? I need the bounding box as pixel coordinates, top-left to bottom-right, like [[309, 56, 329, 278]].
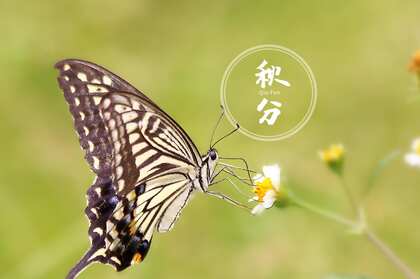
[[209, 105, 225, 148], [211, 123, 240, 148]]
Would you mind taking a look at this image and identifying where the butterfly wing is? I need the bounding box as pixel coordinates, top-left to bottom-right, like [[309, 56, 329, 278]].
[[68, 179, 193, 278], [67, 92, 200, 278], [98, 179, 193, 270], [56, 59, 131, 177], [55, 60, 145, 278], [100, 91, 201, 196], [55, 59, 202, 181], [55, 60, 203, 278]]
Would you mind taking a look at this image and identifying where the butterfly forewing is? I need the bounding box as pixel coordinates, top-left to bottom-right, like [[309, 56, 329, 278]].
[[55, 59, 201, 180], [54, 59, 143, 177], [100, 91, 200, 196]]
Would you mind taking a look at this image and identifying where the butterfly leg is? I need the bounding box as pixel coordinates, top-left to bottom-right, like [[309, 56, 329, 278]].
[[218, 157, 255, 184], [205, 190, 251, 212], [210, 165, 229, 181], [210, 176, 252, 198], [212, 165, 254, 186], [222, 167, 254, 186]]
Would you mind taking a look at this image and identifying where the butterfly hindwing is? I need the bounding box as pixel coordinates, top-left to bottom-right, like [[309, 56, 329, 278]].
[[157, 185, 193, 232], [66, 176, 118, 279], [99, 179, 192, 271]]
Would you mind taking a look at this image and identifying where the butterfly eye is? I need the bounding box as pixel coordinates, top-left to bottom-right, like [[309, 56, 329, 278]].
[[209, 150, 217, 160]]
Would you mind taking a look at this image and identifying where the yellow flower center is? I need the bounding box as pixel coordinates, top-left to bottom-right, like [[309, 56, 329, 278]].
[[415, 141, 420, 156], [253, 177, 275, 202], [320, 144, 344, 163]]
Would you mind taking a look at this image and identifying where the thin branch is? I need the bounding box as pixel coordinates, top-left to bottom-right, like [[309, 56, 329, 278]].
[[365, 229, 419, 279], [290, 193, 356, 227], [288, 192, 419, 279], [338, 176, 358, 216]]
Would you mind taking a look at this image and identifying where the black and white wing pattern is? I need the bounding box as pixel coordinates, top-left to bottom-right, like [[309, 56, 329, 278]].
[[55, 60, 202, 279], [55, 59, 143, 178]]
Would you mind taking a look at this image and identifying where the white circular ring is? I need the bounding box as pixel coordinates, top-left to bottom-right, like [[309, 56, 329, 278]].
[[220, 44, 317, 141]]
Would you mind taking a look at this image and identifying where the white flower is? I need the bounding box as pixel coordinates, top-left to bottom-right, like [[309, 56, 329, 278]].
[[405, 138, 420, 167], [250, 164, 282, 215]]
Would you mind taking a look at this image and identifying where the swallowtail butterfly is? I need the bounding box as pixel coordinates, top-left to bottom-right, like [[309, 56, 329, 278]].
[[55, 59, 249, 279]]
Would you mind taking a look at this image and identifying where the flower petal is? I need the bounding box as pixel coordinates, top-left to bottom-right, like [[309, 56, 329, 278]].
[[262, 198, 275, 208], [251, 204, 266, 215], [261, 190, 276, 208], [262, 164, 281, 188], [405, 153, 420, 167]]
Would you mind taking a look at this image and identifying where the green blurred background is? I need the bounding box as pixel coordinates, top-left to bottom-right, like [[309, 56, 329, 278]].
[[1, 0, 419, 278]]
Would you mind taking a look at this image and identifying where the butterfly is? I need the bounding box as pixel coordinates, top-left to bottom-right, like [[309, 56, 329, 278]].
[[55, 59, 251, 279]]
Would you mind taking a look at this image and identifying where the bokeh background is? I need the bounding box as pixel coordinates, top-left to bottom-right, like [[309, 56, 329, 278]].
[[1, 1, 419, 278]]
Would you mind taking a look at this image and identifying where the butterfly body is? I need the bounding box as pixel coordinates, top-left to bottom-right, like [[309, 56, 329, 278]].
[[55, 59, 222, 279]]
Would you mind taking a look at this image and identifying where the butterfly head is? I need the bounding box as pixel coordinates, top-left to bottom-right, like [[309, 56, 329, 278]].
[[208, 148, 218, 161], [205, 148, 219, 172], [199, 148, 219, 189]]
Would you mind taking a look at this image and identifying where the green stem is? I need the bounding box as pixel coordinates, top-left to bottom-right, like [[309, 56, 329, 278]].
[[338, 175, 358, 216], [337, 173, 418, 278], [287, 193, 419, 279], [365, 229, 419, 279], [289, 193, 356, 228]]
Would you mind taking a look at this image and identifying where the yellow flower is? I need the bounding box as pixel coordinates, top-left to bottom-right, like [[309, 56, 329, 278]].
[[408, 50, 420, 73], [253, 177, 274, 202], [319, 144, 345, 174], [319, 144, 344, 163], [405, 138, 420, 168], [250, 164, 287, 214]]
